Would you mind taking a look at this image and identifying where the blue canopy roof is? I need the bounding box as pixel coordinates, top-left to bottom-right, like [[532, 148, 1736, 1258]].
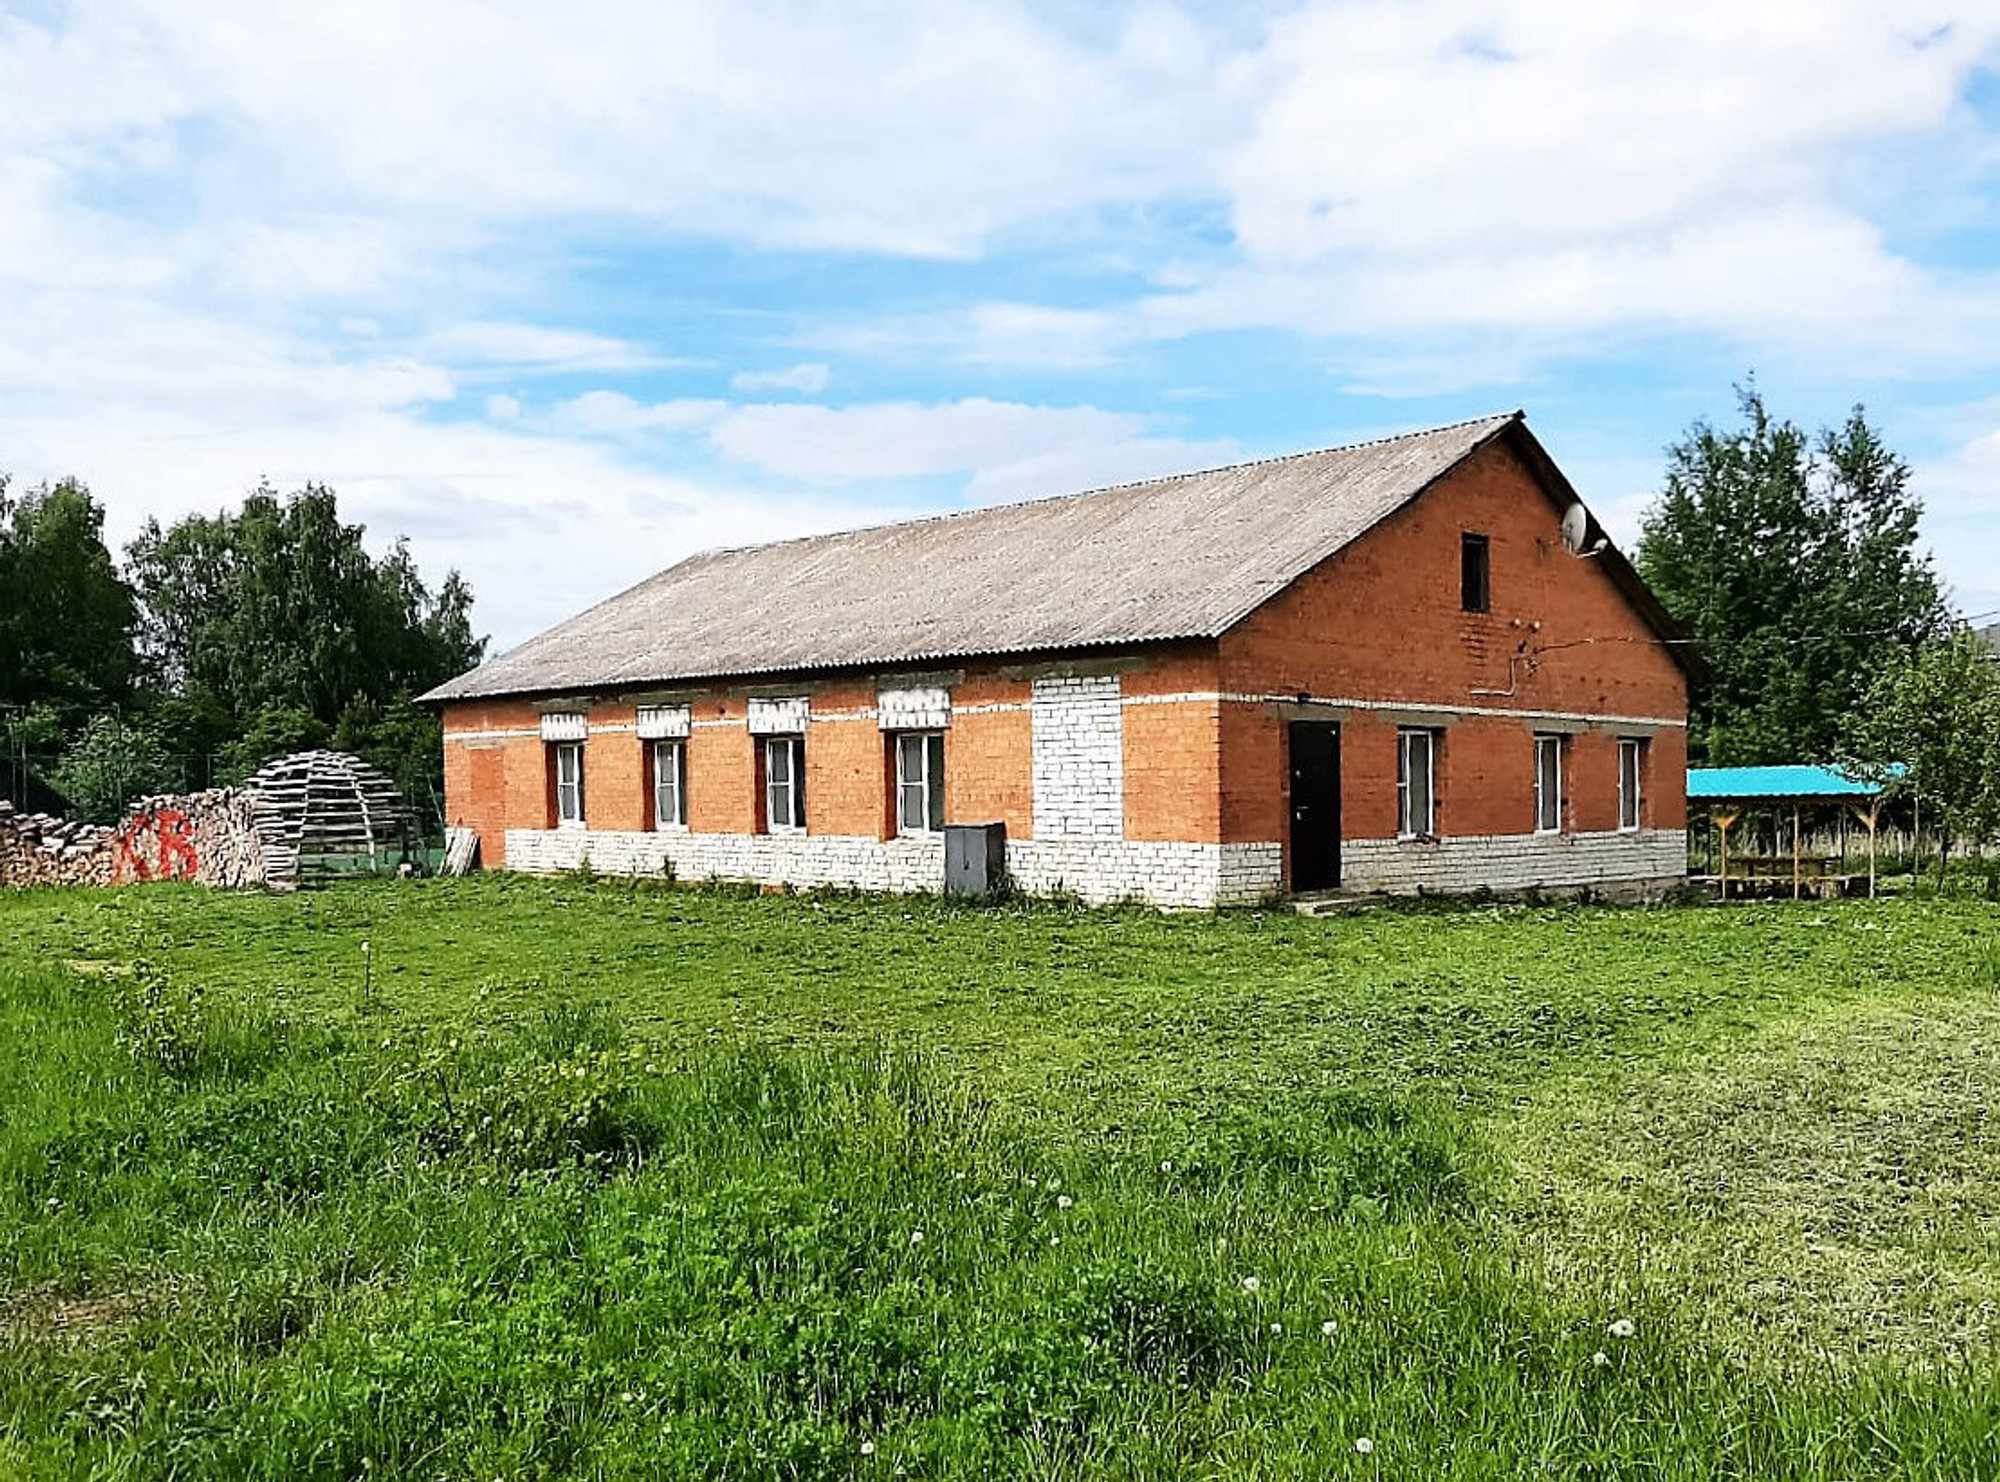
[[1687, 764, 1900, 802]]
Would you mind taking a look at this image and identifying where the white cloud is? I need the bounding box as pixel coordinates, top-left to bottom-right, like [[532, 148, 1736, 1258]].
[[422, 321, 672, 375], [730, 362, 830, 394], [17, 0, 1236, 261], [1915, 420, 2000, 621], [697, 397, 1232, 491]]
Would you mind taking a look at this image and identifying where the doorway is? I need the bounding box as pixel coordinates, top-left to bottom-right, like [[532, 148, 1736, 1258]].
[[1287, 721, 1342, 892]]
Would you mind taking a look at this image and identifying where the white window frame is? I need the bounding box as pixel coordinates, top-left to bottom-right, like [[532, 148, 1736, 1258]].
[[552, 741, 585, 829], [763, 734, 805, 834], [1618, 738, 1645, 833], [1397, 728, 1437, 840], [894, 731, 946, 836], [1534, 734, 1566, 835], [652, 738, 686, 830]]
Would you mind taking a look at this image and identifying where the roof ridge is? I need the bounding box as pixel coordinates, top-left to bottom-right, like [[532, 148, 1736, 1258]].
[[694, 408, 1523, 561]]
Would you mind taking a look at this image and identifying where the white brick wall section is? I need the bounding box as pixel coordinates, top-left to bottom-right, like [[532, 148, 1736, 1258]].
[[635, 704, 692, 739], [502, 830, 1286, 909], [1031, 674, 1124, 840], [498, 828, 1682, 905], [877, 687, 952, 730], [1340, 829, 1686, 895], [747, 696, 810, 735]]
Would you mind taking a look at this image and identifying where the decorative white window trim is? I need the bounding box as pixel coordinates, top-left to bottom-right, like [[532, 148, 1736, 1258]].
[[636, 704, 691, 740], [878, 686, 952, 731], [748, 696, 810, 736], [539, 711, 587, 742]]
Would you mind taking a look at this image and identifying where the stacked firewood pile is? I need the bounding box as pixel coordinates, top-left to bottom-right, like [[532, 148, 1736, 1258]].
[[0, 790, 271, 889], [2, 750, 415, 891], [114, 790, 271, 888], [0, 801, 118, 887]]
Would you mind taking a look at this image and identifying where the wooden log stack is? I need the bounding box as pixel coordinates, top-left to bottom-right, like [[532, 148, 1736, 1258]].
[[2, 750, 412, 892], [0, 800, 118, 887]]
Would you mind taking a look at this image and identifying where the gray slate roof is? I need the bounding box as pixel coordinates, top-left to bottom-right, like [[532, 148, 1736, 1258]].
[[424, 411, 1527, 702]]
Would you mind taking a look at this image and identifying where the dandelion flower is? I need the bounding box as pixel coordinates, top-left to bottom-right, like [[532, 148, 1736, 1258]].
[[1241, 1276, 1261, 1294], [1608, 1318, 1635, 1340], [1592, 1350, 1609, 1368], [1354, 1437, 1374, 1455], [1057, 1194, 1073, 1210], [1321, 1319, 1338, 1338]]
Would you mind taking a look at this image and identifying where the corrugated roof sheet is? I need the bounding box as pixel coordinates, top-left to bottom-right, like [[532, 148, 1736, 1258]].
[[1687, 765, 1899, 801], [424, 411, 1526, 702]]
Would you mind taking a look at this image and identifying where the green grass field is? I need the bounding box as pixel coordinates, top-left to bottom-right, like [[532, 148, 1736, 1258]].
[[1, 878, 1996, 1478]]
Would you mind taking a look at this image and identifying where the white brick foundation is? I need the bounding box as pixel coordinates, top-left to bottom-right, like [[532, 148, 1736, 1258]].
[[504, 828, 1284, 909], [1339, 828, 1686, 896]]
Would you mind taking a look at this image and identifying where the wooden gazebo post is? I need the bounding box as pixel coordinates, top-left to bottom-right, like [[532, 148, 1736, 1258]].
[[1792, 803, 1803, 901], [1850, 798, 1881, 899], [1713, 808, 1737, 901]]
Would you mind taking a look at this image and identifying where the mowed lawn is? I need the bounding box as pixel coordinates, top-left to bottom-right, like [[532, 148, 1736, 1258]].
[[1, 878, 1997, 1478]]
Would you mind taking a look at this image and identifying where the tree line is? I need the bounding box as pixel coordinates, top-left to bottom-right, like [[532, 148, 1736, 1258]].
[[1636, 383, 1998, 879], [3, 385, 1993, 864], [0, 476, 484, 824]]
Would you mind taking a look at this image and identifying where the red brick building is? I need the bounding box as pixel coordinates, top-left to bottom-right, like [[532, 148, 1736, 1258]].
[[423, 412, 1693, 906]]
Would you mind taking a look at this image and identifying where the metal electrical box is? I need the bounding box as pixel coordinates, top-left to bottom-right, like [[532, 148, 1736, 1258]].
[[944, 822, 1007, 897]]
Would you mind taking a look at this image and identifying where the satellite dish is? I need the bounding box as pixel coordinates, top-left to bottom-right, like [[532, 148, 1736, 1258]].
[[1559, 502, 1591, 555]]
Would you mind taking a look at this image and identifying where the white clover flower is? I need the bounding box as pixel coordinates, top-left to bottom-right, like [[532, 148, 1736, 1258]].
[[1050, 1235, 1061, 1246], [1241, 1276, 1261, 1294], [909, 1230, 924, 1246], [1354, 1437, 1374, 1455], [1321, 1320, 1338, 1338], [860, 1440, 875, 1456], [1047, 1177, 1061, 1191], [1592, 1350, 1610, 1368], [1159, 1160, 1174, 1173], [1270, 1322, 1282, 1335], [1057, 1195, 1073, 1210], [1608, 1318, 1635, 1340]]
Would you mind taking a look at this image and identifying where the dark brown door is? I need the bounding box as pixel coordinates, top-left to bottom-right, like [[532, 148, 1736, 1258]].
[[1288, 722, 1341, 892]]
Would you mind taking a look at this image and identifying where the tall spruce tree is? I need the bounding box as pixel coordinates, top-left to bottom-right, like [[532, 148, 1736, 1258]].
[[1637, 386, 1948, 764]]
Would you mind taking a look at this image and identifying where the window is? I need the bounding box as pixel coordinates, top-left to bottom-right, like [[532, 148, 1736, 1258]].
[[552, 741, 585, 828], [1618, 738, 1645, 832], [651, 739, 686, 829], [895, 732, 946, 835], [1397, 729, 1437, 838], [763, 735, 804, 832], [1460, 532, 1490, 613], [1534, 734, 1565, 834]]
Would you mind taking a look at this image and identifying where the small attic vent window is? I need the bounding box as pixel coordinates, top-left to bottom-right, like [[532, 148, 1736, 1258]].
[[1460, 533, 1490, 613]]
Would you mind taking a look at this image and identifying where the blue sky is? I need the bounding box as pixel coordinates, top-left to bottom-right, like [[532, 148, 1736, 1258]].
[[4, 0, 1999, 650]]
